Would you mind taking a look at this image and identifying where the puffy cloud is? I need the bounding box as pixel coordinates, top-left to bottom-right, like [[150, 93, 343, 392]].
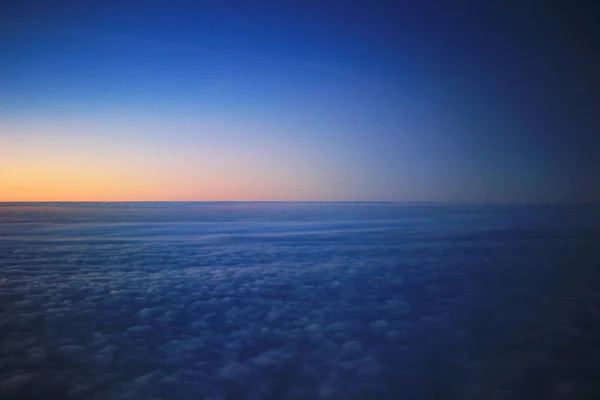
[[0, 373, 38, 393], [55, 344, 89, 364], [25, 347, 47, 367]]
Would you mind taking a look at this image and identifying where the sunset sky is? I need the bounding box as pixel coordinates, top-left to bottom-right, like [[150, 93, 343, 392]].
[[2, 1, 599, 202]]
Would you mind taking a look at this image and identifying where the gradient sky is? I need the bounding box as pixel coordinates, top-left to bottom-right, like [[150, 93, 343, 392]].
[[2, 0, 599, 202]]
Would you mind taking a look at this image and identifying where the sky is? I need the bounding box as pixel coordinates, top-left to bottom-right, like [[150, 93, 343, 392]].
[[1, 0, 599, 203]]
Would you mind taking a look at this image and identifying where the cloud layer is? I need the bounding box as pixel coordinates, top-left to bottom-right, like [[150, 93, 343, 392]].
[[1, 203, 599, 399]]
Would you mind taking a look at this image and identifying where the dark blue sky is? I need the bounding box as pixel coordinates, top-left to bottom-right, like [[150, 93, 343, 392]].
[[2, 0, 599, 202]]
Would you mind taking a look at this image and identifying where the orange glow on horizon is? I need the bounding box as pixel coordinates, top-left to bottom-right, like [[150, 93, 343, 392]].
[[0, 145, 341, 202], [1, 118, 356, 202]]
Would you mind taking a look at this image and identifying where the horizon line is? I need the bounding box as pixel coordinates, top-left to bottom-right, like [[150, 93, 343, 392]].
[[0, 200, 597, 206]]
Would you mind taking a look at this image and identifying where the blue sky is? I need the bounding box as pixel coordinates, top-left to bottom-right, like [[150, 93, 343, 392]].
[[2, 0, 599, 202]]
